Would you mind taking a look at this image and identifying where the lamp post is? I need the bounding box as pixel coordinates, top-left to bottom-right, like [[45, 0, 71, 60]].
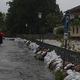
[[25, 24, 28, 33], [25, 24, 28, 28], [38, 12, 42, 42], [38, 12, 42, 19]]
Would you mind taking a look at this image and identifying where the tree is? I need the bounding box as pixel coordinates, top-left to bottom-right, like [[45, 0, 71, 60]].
[[6, 0, 63, 35], [0, 12, 6, 31]]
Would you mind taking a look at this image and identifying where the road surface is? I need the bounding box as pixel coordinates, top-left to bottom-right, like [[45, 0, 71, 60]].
[[0, 39, 54, 80]]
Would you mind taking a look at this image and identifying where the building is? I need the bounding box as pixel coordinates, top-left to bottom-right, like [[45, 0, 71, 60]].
[[66, 5, 80, 38]]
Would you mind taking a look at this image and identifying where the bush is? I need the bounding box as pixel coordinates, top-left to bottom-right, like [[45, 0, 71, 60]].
[[56, 27, 64, 35], [55, 69, 64, 80]]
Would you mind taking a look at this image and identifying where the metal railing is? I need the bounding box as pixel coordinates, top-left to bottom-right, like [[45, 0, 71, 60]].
[[35, 40, 80, 64]]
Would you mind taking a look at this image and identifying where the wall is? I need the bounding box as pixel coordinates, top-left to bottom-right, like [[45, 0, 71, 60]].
[[70, 26, 80, 37], [17, 34, 58, 40]]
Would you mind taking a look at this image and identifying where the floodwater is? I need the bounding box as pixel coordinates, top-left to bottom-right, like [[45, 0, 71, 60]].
[[0, 38, 54, 80]]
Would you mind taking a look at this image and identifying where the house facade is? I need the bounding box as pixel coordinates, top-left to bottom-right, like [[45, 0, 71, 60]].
[[70, 26, 80, 37], [66, 5, 80, 37]]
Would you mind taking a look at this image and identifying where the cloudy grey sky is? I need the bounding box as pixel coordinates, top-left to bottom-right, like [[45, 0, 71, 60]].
[[0, 0, 80, 13], [56, 0, 80, 12], [0, 0, 12, 13]]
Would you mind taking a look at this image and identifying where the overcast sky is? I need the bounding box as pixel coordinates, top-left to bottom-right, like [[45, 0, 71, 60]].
[[56, 0, 80, 12], [0, 0, 11, 13], [0, 0, 80, 13]]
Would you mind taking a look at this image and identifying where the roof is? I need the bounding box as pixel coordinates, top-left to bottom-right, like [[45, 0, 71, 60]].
[[65, 5, 80, 13]]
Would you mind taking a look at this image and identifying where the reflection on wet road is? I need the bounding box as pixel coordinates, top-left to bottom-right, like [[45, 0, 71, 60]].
[[0, 39, 54, 80]]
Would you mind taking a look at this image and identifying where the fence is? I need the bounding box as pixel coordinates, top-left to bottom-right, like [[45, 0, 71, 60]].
[[35, 41, 80, 64]]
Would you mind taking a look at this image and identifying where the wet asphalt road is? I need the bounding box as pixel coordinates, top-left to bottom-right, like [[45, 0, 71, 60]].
[[0, 39, 54, 80]]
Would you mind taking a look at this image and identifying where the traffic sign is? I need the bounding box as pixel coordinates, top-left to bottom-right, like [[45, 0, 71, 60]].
[[64, 13, 70, 33]]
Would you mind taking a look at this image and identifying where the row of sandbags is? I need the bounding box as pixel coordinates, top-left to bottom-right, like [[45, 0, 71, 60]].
[[14, 37, 39, 52], [35, 49, 80, 80], [30, 42, 80, 80], [44, 50, 63, 71], [14, 38, 80, 80]]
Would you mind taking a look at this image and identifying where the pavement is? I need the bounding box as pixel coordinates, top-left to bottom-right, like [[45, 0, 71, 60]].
[[0, 39, 54, 80]]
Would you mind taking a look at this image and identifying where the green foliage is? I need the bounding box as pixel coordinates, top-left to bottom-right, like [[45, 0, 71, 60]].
[[6, 0, 63, 36], [56, 27, 64, 35], [55, 70, 64, 80], [71, 18, 80, 26], [0, 12, 6, 31]]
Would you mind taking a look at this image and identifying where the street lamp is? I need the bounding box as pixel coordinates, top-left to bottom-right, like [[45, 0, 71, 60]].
[[25, 24, 28, 33], [38, 12, 42, 42], [25, 24, 28, 28], [38, 12, 42, 19]]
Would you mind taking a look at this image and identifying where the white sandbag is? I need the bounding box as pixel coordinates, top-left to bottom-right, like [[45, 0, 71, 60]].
[[56, 63, 63, 68], [64, 70, 80, 80], [64, 63, 74, 70], [44, 50, 58, 65], [29, 42, 39, 53]]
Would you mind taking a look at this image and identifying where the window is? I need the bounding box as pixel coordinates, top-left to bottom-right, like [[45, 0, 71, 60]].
[[73, 27, 74, 33], [76, 27, 78, 33]]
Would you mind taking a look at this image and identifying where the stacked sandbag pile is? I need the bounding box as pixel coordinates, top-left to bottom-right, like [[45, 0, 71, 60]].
[[44, 50, 63, 71], [34, 48, 49, 60], [34, 48, 63, 71], [15, 38, 27, 47], [28, 42, 39, 53], [15, 37, 27, 42], [64, 69, 80, 80], [74, 64, 80, 72], [64, 63, 80, 80], [33, 47, 80, 80], [15, 38, 39, 52]]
